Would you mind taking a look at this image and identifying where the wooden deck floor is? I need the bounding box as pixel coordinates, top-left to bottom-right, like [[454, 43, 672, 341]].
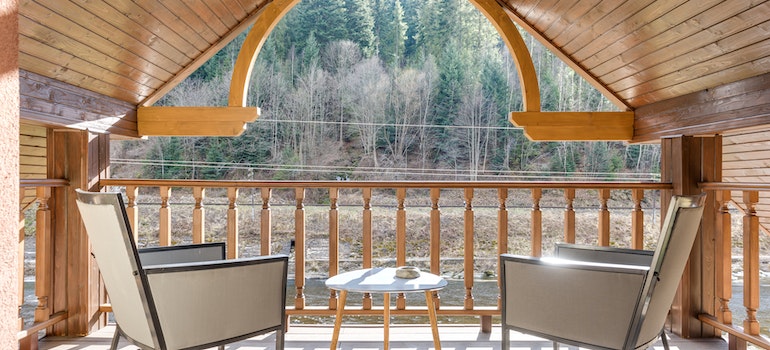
[[39, 324, 728, 350]]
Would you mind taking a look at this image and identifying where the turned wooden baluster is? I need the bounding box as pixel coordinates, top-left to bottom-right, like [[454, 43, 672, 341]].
[[34, 187, 52, 328], [260, 188, 272, 255], [531, 188, 542, 257], [159, 186, 171, 246], [125, 186, 139, 241], [329, 188, 339, 310], [564, 188, 575, 244], [226, 188, 239, 259], [464, 188, 475, 310], [715, 190, 732, 325], [295, 188, 306, 310], [396, 188, 407, 310], [362, 188, 373, 309], [497, 188, 508, 310], [742, 191, 760, 335], [598, 189, 610, 246], [192, 187, 205, 244], [430, 188, 441, 309], [631, 189, 644, 249]]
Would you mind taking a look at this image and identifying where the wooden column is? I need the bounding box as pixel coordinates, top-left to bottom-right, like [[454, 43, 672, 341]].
[[531, 188, 542, 257], [631, 189, 644, 249], [430, 189, 441, 309], [159, 186, 171, 246], [192, 187, 205, 244], [260, 188, 272, 255], [294, 188, 306, 310], [497, 188, 508, 309], [660, 135, 721, 339], [362, 188, 373, 310], [598, 189, 611, 246], [34, 188, 53, 332], [741, 191, 760, 335], [563, 188, 575, 243], [395, 188, 407, 310], [463, 188, 474, 310], [226, 188, 238, 259], [328, 188, 339, 309], [50, 130, 110, 336]]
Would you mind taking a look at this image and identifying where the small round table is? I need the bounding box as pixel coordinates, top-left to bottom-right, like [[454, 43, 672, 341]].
[[325, 267, 447, 350]]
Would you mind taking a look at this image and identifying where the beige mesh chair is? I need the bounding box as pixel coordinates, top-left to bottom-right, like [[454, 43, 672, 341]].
[[75, 189, 288, 350], [500, 194, 705, 350]]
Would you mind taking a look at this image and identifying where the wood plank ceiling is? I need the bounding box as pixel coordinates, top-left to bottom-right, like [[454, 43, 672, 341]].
[[18, 0, 770, 112]]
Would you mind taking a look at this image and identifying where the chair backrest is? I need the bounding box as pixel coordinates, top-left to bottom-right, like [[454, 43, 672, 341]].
[[138, 242, 225, 266], [75, 190, 160, 348], [630, 194, 706, 349]]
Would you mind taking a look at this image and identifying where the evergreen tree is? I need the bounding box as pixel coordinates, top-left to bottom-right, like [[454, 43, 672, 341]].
[[345, 0, 376, 57], [374, 0, 407, 67]]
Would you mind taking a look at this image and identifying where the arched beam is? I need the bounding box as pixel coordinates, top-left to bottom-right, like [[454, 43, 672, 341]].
[[229, 0, 301, 107], [467, 0, 540, 112]]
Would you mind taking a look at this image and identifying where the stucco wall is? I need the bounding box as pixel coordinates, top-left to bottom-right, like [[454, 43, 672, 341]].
[[0, 0, 20, 347]]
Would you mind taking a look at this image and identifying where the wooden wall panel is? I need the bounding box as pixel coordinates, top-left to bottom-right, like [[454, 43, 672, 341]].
[[20, 123, 46, 209], [724, 127, 770, 231]]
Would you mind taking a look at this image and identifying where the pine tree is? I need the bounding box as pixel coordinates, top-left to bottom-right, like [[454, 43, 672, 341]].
[[374, 0, 407, 67], [345, 0, 376, 57]]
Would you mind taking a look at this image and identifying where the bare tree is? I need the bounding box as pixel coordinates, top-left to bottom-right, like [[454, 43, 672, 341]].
[[344, 57, 389, 167], [456, 82, 495, 180]]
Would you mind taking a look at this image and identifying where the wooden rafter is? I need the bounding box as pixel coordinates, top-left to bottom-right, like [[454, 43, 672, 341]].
[[510, 111, 634, 141], [137, 106, 259, 136]]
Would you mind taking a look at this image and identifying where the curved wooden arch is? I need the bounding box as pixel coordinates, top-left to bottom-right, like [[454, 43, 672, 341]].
[[228, 0, 540, 111]]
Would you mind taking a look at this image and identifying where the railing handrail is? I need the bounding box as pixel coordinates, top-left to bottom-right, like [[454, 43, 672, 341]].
[[700, 181, 770, 191], [101, 178, 672, 190], [20, 179, 69, 188]]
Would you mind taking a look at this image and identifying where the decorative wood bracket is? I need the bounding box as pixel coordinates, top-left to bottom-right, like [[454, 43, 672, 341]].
[[510, 111, 635, 141], [138, 106, 259, 136]]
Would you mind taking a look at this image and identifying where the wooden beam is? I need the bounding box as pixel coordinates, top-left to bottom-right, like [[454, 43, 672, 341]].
[[140, 1, 276, 107], [495, 1, 631, 111], [634, 71, 770, 143], [137, 106, 259, 136], [510, 111, 634, 141], [468, 0, 539, 112], [229, 0, 301, 107], [20, 70, 138, 138]]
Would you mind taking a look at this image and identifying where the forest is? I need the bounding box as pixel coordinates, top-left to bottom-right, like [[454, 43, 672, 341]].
[[111, 0, 662, 182]]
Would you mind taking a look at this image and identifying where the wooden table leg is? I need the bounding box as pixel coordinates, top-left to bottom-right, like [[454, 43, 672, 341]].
[[330, 290, 347, 350], [425, 291, 441, 350], [384, 292, 390, 350]]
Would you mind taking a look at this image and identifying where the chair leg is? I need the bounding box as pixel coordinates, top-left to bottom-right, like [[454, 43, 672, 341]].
[[502, 326, 510, 350], [552, 341, 558, 349], [276, 329, 285, 350], [660, 329, 670, 350], [110, 325, 121, 350]]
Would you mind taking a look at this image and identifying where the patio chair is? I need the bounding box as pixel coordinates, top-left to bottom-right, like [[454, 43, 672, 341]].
[[500, 194, 706, 350], [75, 189, 288, 350]]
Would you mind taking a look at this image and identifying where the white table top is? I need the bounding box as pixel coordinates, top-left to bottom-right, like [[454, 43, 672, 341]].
[[325, 267, 447, 293]]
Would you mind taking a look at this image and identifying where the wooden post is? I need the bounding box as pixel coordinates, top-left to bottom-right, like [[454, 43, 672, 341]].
[[660, 135, 721, 338], [159, 186, 171, 246], [34, 187, 53, 333], [497, 188, 508, 309], [742, 191, 760, 335], [396, 188, 407, 310], [631, 189, 644, 249], [563, 188, 575, 244], [226, 188, 238, 259], [715, 190, 732, 325], [430, 188, 441, 310], [125, 186, 138, 241], [463, 188, 474, 310], [260, 188, 272, 255], [362, 188, 372, 310], [531, 188, 542, 257], [192, 187, 205, 244], [328, 188, 339, 310], [598, 188, 610, 246], [294, 188, 305, 310]]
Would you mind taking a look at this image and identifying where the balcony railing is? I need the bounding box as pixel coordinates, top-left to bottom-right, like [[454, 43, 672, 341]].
[[22, 178, 770, 348], [99, 179, 672, 331]]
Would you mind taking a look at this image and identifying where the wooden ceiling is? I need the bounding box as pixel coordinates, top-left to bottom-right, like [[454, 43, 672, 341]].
[[17, 0, 770, 139]]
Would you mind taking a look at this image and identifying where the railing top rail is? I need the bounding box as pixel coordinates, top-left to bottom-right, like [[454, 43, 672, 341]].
[[20, 179, 69, 188], [700, 182, 770, 191], [101, 179, 672, 190]]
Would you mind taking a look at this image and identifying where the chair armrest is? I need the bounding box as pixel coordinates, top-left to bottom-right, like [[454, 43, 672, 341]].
[[555, 243, 654, 266], [138, 242, 225, 266], [144, 255, 288, 350], [501, 254, 648, 349]]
